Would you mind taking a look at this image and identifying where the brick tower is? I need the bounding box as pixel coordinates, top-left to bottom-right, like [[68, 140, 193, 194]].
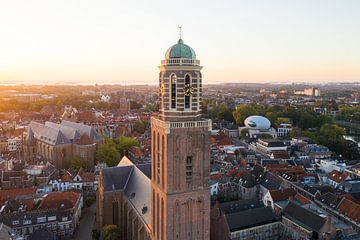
[[151, 36, 211, 240]]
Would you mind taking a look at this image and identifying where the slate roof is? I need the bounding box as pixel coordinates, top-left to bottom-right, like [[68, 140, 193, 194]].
[[136, 163, 151, 179], [28, 228, 55, 240], [61, 120, 101, 141], [225, 206, 277, 232], [102, 156, 151, 225], [260, 172, 283, 190], [303, 185, 334, 196], [219, 199, 262, 214], [102, 166, 133, 191], [282, 202, 326, 232], [29, 121, 69, 145], [339, 180, 360, 193], [238, 172, 256, 188], [251, 164, 264, 181], [45, 121, 80, 142], [124, 165, 151, 225], [317, 192, 339, 208]]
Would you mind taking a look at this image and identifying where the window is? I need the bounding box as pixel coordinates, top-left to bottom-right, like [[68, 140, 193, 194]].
[[186, 156, 193, 181], [112, 201, 119, 226], [171, 74, 177, 108], [37, 217, 46, 223], [48, 216, 56, 221], [12, 220, 19, 225], [23, 219, 32, 225], [184, 75, 191, 109]]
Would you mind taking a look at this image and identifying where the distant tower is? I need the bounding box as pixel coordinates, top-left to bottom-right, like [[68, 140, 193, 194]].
[[119, 80, 130, 114], [151, 32, 211, 240]]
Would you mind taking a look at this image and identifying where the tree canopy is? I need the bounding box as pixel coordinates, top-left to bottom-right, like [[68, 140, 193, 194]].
[[112, 136, 140, 157], [96, 143, 120, 167], [70, 155, 88, 171], [96, 136, 140, 166], [102, 225, 121, 240], [233, 104, 258, 125]]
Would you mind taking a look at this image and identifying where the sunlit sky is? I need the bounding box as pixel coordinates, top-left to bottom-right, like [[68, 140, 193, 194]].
[[1, 0, 360, 85]]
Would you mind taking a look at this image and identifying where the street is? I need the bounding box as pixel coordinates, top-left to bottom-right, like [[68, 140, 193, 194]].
[[73, 203, 96, 240]]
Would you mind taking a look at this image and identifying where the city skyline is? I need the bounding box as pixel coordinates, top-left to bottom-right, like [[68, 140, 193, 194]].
[[1, 0, 360, 85]]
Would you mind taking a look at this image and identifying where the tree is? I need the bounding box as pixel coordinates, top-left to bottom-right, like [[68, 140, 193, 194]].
[[233, 104, 258, 125], [96, 143, 120, 167], [317, 124, 346, 154], [341, 140, 360, 160], [240, 128, 249, 138], [102, 225, 121, 240], [112, 136, 140, 157], [85, 196, 96, 207], [298, 113, 317, 129], [130, 100, 142, 110], [70, 155, 87, 171], [290, 127, 302, 138], [133, 120, 150, 134], [265, 112, 278, 126], [208, 104, 235, 122]]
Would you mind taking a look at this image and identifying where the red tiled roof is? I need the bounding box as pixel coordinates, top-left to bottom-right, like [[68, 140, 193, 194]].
[[210, 173, 224, 181], [129, 146, 143, 158], [76, 134, 93, 145], [78, 169, 95, 182], [269, 188, 296, 202], [328, 170, 349, 183], [294, 193, 311, 204], [38, 191, 81, 210], [0, 187, 37, 203], [61, 171, 73, 182], [270, 151, 289, 159], [210, 131, 233, 146], [338, 198, 360, 223]]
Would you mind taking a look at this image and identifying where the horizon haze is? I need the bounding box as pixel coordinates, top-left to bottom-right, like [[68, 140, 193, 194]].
[[1, 0, 360, 85]]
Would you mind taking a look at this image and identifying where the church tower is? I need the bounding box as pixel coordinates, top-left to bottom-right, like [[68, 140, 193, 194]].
[[151, 35, 211, 240]]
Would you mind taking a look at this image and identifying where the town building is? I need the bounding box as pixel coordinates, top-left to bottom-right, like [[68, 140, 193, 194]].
[[282, 202, 335, 239], [210, 199, 282, 240], [0, 190, 82, 239], [23, 120, 101, 169]]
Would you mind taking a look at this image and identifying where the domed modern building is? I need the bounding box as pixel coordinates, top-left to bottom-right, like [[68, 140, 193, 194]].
[[240, 115, 277, 139], [244, 115, 271, 130]]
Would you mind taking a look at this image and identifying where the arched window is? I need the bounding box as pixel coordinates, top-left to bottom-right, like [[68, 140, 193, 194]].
[[184, 74, 191, 109], [171, 74, 177, 109]]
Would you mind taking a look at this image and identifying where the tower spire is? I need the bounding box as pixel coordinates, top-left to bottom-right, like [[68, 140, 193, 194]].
[[178, 25, 182, 39]]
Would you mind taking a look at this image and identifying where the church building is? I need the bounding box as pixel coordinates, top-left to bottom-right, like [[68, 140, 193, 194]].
[[96, 35, 211, 240]]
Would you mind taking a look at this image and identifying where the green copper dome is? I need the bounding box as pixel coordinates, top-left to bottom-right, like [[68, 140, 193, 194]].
[[165, 39, 196, 59]]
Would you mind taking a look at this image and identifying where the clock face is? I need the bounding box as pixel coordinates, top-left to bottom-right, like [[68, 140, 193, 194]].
[[160, 83, 165, 96], [184, 84, 194, 96], [171, 75, 177, 84]]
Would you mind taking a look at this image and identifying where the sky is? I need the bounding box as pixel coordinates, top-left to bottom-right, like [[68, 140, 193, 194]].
[[0, 0, 360, 85]]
